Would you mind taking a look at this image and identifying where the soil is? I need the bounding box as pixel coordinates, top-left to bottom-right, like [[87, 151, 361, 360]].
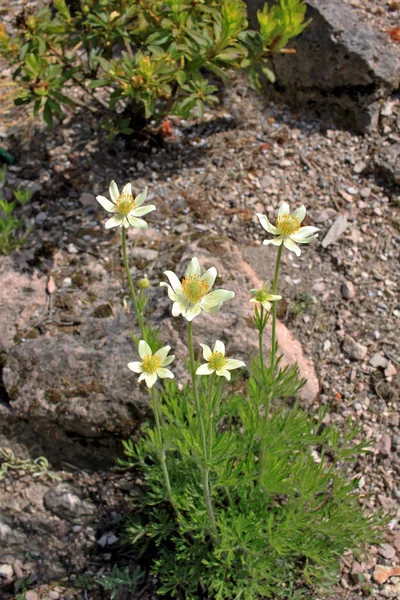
[[0, 1, 399, 599]]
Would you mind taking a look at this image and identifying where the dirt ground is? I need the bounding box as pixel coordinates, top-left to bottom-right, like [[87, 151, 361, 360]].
[[0, 1, 399, 599]]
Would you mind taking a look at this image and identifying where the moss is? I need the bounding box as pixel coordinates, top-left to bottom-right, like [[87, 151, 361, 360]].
[[71, 271, 85, 287], [8, 385, 19, 401], [25, 328, 40, 340], [0, 353, 7, 367], [45, 389, 63, 404]]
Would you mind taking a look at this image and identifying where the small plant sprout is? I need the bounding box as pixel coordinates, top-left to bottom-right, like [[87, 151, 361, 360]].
[[256, 202, 319, 257], [160, 257, 235, 322], [249, 280, 282, 312], [196, 341, 245, 380], [96, 181, 155, 230], [128, 341, 175, 389]]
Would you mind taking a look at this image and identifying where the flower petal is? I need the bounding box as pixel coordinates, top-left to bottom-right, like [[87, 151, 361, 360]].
[[283, 237, 301, 256], [256, 214, 280, 235], [196, 363, 214, 376], [138, 373, 146, 383], [263, 236, 284, 247], [162, 271, 182, 294], [135, 187, 148, 207], [132, 205, 156, 217], [161, 355, 175, 367], [105, 214, 124, 229], [216, 368, 231, 380], [200, 343, 212, 360], [261, 301, 272, 311], [290, 226, 319, 242], [127, 361, 143, 373], [201, 289, 235, 308], [201, 267, 217, 289], [156, 367, 174, 380], [127, 216, 148, 229], [138, 340, 152, 360], [184, 304, 202, 321], [292, 205, 306, 223], [96, 195, 117, 213], [159, 282, 179, 302], [145, 372, 157, 388], [225, 358, 246, 370], [154, 345, 171, 362], [214, 340, 225, 355], [278, 202, 290, 217], [172, 301, 183, 317], [122, 182, 132, 196], [109, 181, 119, 203], [186, 257, 201, 277]]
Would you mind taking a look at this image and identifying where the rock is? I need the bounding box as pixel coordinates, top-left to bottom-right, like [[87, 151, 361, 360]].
[[379, 543, 396, 560], [67, 243, 79, 254], [341, 281, 356, 300], [48, 592, 60, 600], [247, 0, 400, 133], [174, 222, 188, 234], [380, 583, 400, 598], [0, 563, 13, 579], [46, 276, 57, 295], [375, 144, 400, 186], [353, 161, 366, 174], [385, 362, 397, 378], [369, 352, 389, 369], [79, 192, 96, 207], [312, 208, 337, 223], [44, 484, 96, 523], [97, 532, 118, 547], [0, 258, 47, 351], [373, 565, 400, 585], [25, 592, 39, 600], [131, 248, 159, 262], [343, 335, 367, 361], [321, 214, 348, 248]]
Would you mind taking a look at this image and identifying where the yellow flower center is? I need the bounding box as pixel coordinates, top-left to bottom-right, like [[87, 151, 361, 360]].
[[209, 351, 228, 371], [276, 214, 300, 236], [181, 274, 210, 304], [116, 193, 136, 216], [142, 354, 161, 374]]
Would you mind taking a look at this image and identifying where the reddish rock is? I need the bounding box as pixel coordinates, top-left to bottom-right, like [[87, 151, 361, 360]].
[[373, 565, 400, 585]]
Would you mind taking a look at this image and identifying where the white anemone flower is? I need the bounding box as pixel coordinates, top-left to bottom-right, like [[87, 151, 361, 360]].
[[196, 340, 245, 381], [160, 257, 235, 322], [249, 280, 282, 312], [256, 203, 318, 257], [127, 340, 175, 388], [96, 181, 156, 230]]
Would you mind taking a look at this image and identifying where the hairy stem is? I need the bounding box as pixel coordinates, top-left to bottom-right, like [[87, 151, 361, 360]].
[[121, 227, 144, 338], [270, 244, 283, 377], [151, 386, 175, 508], [187, 321, 218, 541]]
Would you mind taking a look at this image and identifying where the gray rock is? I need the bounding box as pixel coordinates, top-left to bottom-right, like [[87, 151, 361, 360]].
[[369, 352, 389, 369], [246, 0, 400, 133], [341, 280, 356, 300], [79, 192, 96, 207], [343, 335, 367, 361], [0, 563, 13, 579], [374, 143, 400, 186], [321, 214, 348, 248], [44, 484, 96, 523], [131, 247, 159, 261]]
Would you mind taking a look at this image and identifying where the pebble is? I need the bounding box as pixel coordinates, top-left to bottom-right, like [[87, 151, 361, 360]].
[[46, 276, 57, 295], [0, 563, 13, 578], [360, 187, 371, 198], [353, 161, 366, 174], [341, 280, 356, 300], [385, 362, 397, 378], [25, 592, 39, 600], [321, 214, 348, 248], [131, 248, 159, 261], [62, 277, 72, 288], [48, 592, 60, 600], [380, 583, 400, 598], [79, 192, 96, 207], [374, 565, 400, 585], [369, 352, 389, 369], [343, 335, 368, 361], [174, 223, 188, 234], [35, 211, 48, 225], [379, 543, 396, 560], [67, 243, 79, 254]]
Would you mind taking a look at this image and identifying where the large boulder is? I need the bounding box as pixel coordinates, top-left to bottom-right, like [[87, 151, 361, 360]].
[[246, 0, 400, 133]]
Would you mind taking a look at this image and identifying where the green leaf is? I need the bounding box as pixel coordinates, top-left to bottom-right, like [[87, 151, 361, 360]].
[[261, 64, 276, 83], [42, 99, 53, 126]]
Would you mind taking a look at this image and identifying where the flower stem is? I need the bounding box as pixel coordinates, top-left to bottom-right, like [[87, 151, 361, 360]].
[[121, 226, 144, 338], [258, 305, 266, 384], [270, 244, 283, 377], [151, 386, 174, 508], [187, 321, 219, 541]]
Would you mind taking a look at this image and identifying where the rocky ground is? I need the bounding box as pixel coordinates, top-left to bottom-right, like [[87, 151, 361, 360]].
[[0, 1, 400, 599]]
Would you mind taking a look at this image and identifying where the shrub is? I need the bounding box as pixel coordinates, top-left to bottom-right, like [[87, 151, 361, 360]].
[[0, 0, 309, 128]]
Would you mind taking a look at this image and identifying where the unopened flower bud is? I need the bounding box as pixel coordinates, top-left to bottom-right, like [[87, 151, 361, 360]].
[[139, 278, 150, 290]]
